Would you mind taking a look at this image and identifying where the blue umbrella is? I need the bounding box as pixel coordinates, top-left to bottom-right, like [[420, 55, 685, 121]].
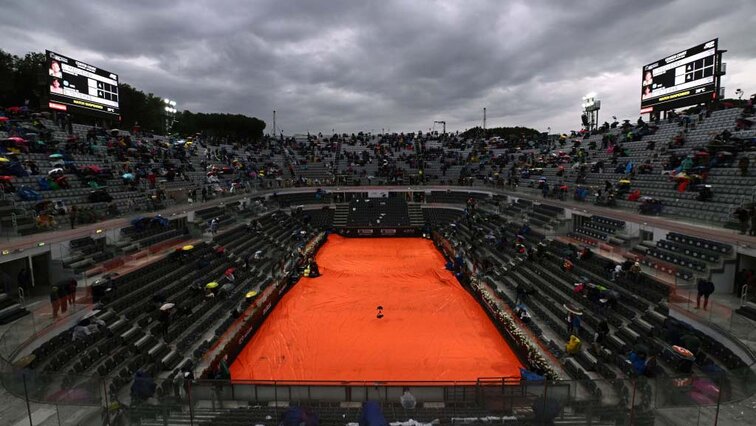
[[49, 153, 63, 159], [121, 173, 135, 180]]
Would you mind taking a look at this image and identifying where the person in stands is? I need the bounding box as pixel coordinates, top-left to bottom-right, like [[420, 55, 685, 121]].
[[565, 335, 581, 355], [734, 207, 750, 235], [696, 279, 715, 311], [593, 319, 610, 353], [739, 156, 749, 177], [50, 285, 61, 319]]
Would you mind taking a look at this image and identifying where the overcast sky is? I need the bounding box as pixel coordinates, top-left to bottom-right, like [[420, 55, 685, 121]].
[[1, 0, 754, 134]]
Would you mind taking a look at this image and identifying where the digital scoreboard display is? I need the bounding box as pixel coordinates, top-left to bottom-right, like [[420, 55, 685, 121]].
[[46, 50, 120, 118], [640, 39, 719, 113]]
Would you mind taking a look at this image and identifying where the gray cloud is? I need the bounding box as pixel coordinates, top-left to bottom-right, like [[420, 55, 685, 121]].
[[1, 0, 754, 134]]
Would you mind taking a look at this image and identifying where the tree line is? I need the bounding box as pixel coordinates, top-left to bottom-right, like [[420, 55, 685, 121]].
[[0, 49, 266, 141]]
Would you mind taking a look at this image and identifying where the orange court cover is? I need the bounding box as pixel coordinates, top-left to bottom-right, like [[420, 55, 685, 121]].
[[230, 235, 522, 382]]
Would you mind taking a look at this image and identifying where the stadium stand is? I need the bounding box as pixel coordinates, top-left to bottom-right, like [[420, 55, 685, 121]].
[[2, 100, 755, 426]]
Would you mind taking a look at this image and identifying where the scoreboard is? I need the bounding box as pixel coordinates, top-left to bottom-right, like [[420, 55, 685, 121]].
[[46, 50, 120, 118], [640, 39, 719, 113]]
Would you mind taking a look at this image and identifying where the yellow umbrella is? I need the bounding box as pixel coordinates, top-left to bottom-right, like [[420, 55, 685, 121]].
[[245, 290, 258, 299], [618, 179, 631, 184], [182, 245, 194, 251], [0, 157, 9, 162], [206, 281, 219, 289]]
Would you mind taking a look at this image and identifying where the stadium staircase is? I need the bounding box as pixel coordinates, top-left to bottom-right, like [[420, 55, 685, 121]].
[[333, 204, 349, 227], [407, 203, 424, 227]]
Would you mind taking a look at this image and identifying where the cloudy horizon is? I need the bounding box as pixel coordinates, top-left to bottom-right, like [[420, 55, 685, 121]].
[[2, 0, 755, 135]]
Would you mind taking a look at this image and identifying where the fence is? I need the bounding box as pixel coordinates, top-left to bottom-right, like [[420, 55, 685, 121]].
[[3, 365, 756, 425]]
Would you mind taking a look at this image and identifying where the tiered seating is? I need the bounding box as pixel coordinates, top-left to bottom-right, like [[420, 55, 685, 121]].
[[274, 191, 331, 207], [633, 232, 732, 280], [62, 236, 113, 273], [570, 216, 628, 246], [426, 190, 489, 204], [345, 197, 410, 227], [422, 207, 463, 225], [24, 209, 309, 401], [299, 208, 334, 229]]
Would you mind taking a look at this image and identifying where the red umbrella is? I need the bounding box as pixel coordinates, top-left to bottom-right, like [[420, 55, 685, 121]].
[[0, 116, 9, 122], [6, 106, 21, 113], [7, 136, 26, 142], [224, 267, 235, 276]]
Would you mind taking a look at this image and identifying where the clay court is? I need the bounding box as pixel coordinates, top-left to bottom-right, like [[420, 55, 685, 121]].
[[230, 235, 522, 382]]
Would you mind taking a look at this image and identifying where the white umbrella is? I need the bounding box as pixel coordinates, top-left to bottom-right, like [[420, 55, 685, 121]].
[[160, 303, 175, 311]]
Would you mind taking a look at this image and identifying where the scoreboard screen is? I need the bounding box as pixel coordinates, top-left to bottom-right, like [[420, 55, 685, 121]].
[[46, 50, 120, 118], [640, 39, 719, 113]]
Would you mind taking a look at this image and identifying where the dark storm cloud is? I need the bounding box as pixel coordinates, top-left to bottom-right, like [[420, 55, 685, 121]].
[[1, 0, 754, 134]]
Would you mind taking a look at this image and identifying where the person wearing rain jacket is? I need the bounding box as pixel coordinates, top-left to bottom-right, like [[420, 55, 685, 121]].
[[565, 335, 582, 355]]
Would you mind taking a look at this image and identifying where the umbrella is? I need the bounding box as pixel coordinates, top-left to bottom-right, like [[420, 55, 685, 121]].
[[13, 354, 35, 369], [563, 303, 583, 315], [48, 168, 64, 175], [7, 136, 26, 142], [224, 267, 235, 276], [160, 303, 175, 311], [245, 290, 258, 299], [205, 281, 219, 289], [182, 245, 194, 251], [0, 116, 9, 122], [122, 173, 135, 180], [49, 153, 64, 159], [0, 157, 9, 163], [618, 179, 631, 184]]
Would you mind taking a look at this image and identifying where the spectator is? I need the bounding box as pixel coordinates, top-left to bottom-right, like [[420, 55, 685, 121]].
[[400, 388, 417, 409], [565, 335, 581, 355], [359, 401, 388, 426], [66, 278, 77, 305], [131, 370, 156, 404], [696, 279, 715, 311], [50, 286, 60, 319], [628, 350, 647, 376], [17, 267, 31, 293], [611, 264, 623, 281], [69, 205, 77, 229], [629, 261, 641, 279], [738, 156, 749, 177], [567, 312, 581, 336], [735, 207, 750, 234], [593, 319, 610, 353]]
